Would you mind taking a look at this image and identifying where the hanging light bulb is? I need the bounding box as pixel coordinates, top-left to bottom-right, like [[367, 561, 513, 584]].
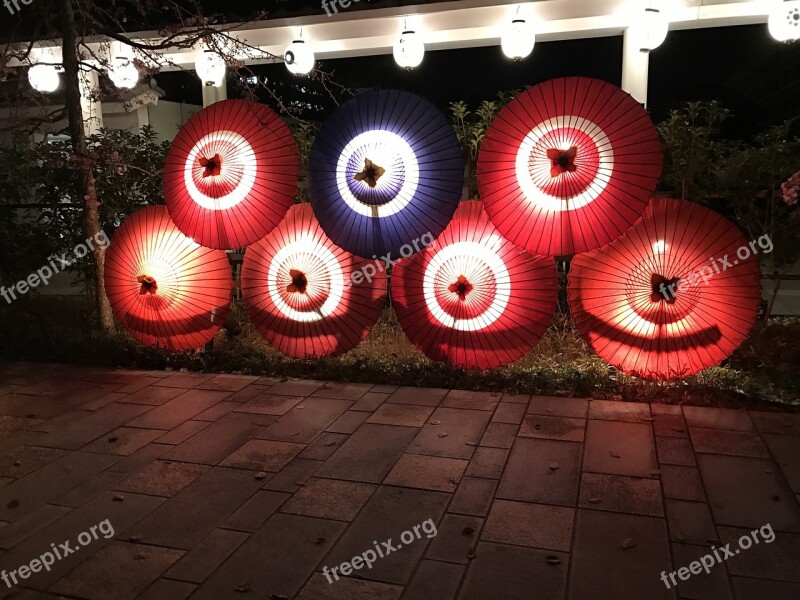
[[393, 28, 425, 69], [28, 64, 60, 93], [630, 3, 669, 52], [501, 18, 535, 60], [195, 49, 227, 87], [769, 0, 800, 42], [108, 56, 139, 90], [284, 39, 315, 75]]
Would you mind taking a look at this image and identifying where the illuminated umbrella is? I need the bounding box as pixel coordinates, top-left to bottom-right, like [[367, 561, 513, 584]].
[[104, 206, 232, 350], [309, 89, 463, 259], [568, 198, 761, 380], [163, 99, 299, 249], [241, 203, 387, 358], [478, 77, 662, 257], [391, 201, 558, 370]]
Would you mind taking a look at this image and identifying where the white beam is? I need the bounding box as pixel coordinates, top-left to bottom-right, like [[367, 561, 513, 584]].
[[201, 82, 228, 107], [621, 27, 650, 106]]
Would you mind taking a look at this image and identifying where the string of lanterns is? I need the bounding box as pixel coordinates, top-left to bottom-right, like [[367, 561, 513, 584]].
[[25, 1, 800, 93]]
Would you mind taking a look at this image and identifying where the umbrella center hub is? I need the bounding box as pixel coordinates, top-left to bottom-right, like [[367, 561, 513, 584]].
[[650, 274, 681, 305], [547, 146, 578, 178], [199, 153, 223, 178], [137, 275, 158, 295], [287, 269, 308, 294], [448, 275, 474, 301], [354, 159, 386, 188]]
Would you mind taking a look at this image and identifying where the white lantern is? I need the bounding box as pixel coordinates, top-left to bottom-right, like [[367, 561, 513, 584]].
[[769, 0, 800, 42], [284, 40, 315, 75], [393, 30, 425, 69], [28, 64, 60, 93], [108, 56, 139, 89], [501, 18, 535, 60], [630, 5, 669, 53], [195, 50, 226, 87]]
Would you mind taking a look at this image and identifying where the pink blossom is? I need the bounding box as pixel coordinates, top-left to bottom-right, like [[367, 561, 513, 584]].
[[782, 170, 800, 206]]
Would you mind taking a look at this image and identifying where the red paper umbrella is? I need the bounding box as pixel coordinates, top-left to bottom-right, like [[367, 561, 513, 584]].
[[104, 206, 232, 350], [478, 77, 662, 257], [241, 203, 387, 358], [391, 201, 558, 370], [568, 198, 761, 380], [163, 99, 299, 249]]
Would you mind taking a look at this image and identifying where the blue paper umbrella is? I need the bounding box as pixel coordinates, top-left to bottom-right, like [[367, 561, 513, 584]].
[[309, 90, 464, 259]]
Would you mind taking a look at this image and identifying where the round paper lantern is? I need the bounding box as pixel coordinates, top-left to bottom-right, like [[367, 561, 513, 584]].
[[393, 30, 425, 69], [195, 50, 226, 86], [568, 198, 761, 380], [28, 64, 60, 93], [769, 0, 800, 42], [501, 18, 535, 60], [284, 40, 315, 75], [108, 56, 139, 90], [630, 5, 669, 52]]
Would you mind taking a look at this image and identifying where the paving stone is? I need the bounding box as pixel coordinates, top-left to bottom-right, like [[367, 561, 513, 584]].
[[442, 390, 501, 411], [653, 413, 689, 437], [764, 434, 800, 493], [127, 466, 264, 550], [655, 436, 696, 466], [718, 526, 800, 582], [114, 460, 210, 497], [407, 407, 491, 460], [459, 542, 568, 600], [651, 404, 682, 415], [166, 528, 249, 583], [115, 376, 164, 394], [258, 398, 352, 443], [191, 513, 345, 599], [225, 384, 273, 404], [527, 396, 588, 418], [153, 372, 215, 388], [317, 424, 417, 483], [155, 420, 212, 445], [233, 393, 305, 415], [367, 403, 434, 427], [583, 420, 658, 478], [51, 541, 184, 600], [220, 439, 304, 472], [482, 500, 573, 551], [491, 402, 526, 424], [136, 579, 197, 600], [351, 392, 390, 412], [0, 446, 67, 477], [425, 514, 482, 564], [82, 391, 131, 411], [661, 465, 707, 502], [449, 477, 498, 517], [296, 573, 403, 600], [519, 414, 585, 442], [371, 384, 399, 394], [36, 403, 154, 450], [385, 454, 468, 492], [106, 443, 170, 474], [126, 390, 231, 430], [0, 451, 119, 520], [327, 410, 370, 434], [501, 393, 530, 404], [403, 559, 463, 600], [165, 413, 267, 465], [568, 510, 672, 600], [689, 428, 770, 458], [665, 499, 717, 544], [54, 469, 130, 507], [123, 386, 189, 405], [578, 472, 664, 516], [386, 386, 448, 407], [280, 478, 375, 521], [698, 454, 800, 532], [670, 542, 734, 600], [196, 374, 259, 392], [220, 490, 290, 531], [299, 432, 349, 461], [463, 447, 508, 479], [479, 422, 517, 448], [589, 399, 651, 422], [0, 503, 72, 549], [311, 382, 373, 400], [731, 576, 800, 599], [749, 411, 800, 435], [683, 406, 753, 431], [262, 458, 323, 493], [80, 426, 165, 456], [193, 400, 239, 422], [322, 486, 449, 585], [266, 378, 326, 396]]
